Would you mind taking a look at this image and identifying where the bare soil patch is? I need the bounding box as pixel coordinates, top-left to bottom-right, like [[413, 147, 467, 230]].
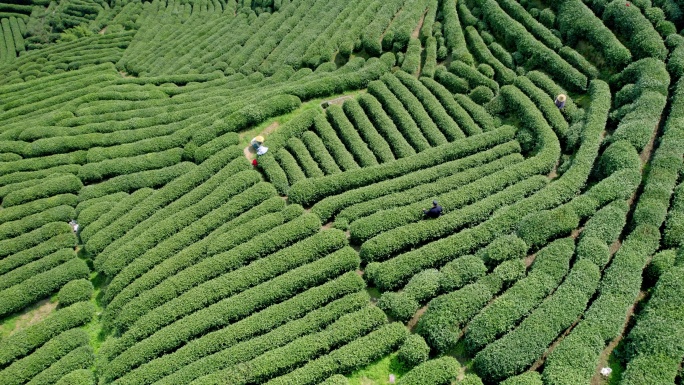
[[407, 305, 428, 332], [0, 299, 57, 337]]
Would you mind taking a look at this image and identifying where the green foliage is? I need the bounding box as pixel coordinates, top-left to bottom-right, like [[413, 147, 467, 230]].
[[57, 279, 93, 307], [377, 292, 419, 322], [55, 369, 95, 385], [598, 141, 642, 180], [397, 335, 430, 368], [469, 85, 494, 104], [288, 127, 515, 206], [602, 0, 667, 61], [396, 357, 460, 385], [0, 257, 90, 318], [439, 255, 487, 292], [403, 269, 442, 303], [118, 281, 368, 385], [473, 259, 600, 382], [476, 235, 528, 267], [500, 372, 543, 385], [516, 206, 579, 248], [465, 239, 573, 353], [3, 174, 83, 207]]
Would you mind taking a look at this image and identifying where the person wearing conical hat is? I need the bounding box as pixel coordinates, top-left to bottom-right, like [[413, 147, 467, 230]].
[[251, 135, 265, 150], [554, 94, 566, 109]]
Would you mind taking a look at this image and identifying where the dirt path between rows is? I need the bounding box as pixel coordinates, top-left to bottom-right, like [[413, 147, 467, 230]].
[[242, 121, 280, 161]]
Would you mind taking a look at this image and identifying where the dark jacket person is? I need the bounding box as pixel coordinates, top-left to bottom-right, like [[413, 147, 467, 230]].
[[423, 200, 443, 218]]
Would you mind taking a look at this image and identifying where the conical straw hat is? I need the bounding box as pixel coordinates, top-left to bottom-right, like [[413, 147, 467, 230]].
[[254, 135, 265, 142]]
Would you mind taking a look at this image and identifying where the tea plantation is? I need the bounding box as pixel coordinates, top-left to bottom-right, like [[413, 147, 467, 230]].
[[0, 0, 683, 384]]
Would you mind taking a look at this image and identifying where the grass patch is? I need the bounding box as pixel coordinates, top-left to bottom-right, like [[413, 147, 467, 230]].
[[347, 353, 409, 385]]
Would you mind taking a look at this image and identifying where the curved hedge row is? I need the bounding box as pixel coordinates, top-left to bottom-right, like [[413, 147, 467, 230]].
[[326, 105, 378, 167], [0, 194, 77, 226], [87, 149, 247, 260], [79, 188, 153, 245], [465, 26, 516, 85], [102, 197, 289, 316], [116, 290, 370, 385], [602, 0, 667, 61], [99, 248, 361, 382], [311, 113, 360, 172], [264, 322, 408, 385], [541, 224, 660, 385], [473, 259, 600, 382], [108, 212, 322, 332], [0, 257, 90, 318], [312, 141, 519, 223], [396, 357, 461, 385], [77, 147, 184, 183], [113, 226, 344, 336], [464, 238, 574, 353], [477, 0, 588, 91], [0, 329, 89, 385], [25, 345, 94, 385], [357, 93, 417, 159], [0, 205, 74, 242], [367, 79, 431, 152], [193, 308, 391, 385], [395, 70, 466, 141], [77, 161, 197, 201], [0, 248, 76, 292], [368, 79, 620, 291], [620, 265, 684, 384], [343, 151, 523, 237], [0, 301, 94, 368], [358, 175, 546, 261], [97, 170, 263, 276], [420, 77, 482, 136], [3, 174, 83, 207], [288, 126, 515, 206], [342, 98, 395, 163]]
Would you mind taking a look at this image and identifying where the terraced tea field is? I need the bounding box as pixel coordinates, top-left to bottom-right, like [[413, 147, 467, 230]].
[[0, 0, 683, 384]]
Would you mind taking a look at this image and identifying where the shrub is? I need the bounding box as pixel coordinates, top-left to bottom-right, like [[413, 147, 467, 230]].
[[465, 239, 574, 354], [358, 93, 417, 159], [476, 235, 528, 267], [319, 374, 348, 385], [602, 0, 667, 61], [401, 38, 421, 75], [434, 66, 470, 94], [469, 85, 494, 104], [398, 335, 430, 368], [288, 127, 515, 206], [576, 236, 611, 268], [493, 259, 527, 289], [500, 372, 543, 385], [118, 280, 368, 385], [403, 269, 442, 303], [644, 249, 677, 285], [57, 279, 93, 307], [397, 357, 460, 385], [0, 258, 90, 318], [189, 308, 390, 385], [517, 206, 580, 248], [99, 253, 361, 382], [554, 0, 631, 68], [473, 260, 600, 382], [3, 174, 83, 207], [55, 369, 95, 385], [420, 77, 483, 136], [598, 140, 641, 178], [443, 0, 474, 64], [377, 292, 419, 322], [539, 9, 555, 28], [439, 255, 487, 292], [263, 323, 408, 385], [0, 301, 94, 367]]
